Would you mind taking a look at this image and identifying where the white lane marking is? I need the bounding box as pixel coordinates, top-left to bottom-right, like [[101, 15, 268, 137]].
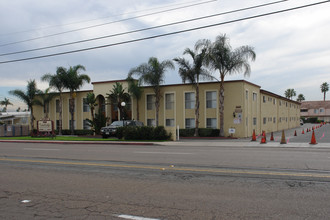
[[116, 214, 161, 220], [134, 151, 194, 155], [24, 148, 60, 151], [21, 200, 31, 203]]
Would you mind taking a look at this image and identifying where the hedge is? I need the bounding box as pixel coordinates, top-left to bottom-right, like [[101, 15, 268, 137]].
[[179, 128, 220, 137], [116, 126, 171, 140]]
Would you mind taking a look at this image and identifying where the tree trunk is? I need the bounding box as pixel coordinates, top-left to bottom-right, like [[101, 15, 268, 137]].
[[219, 74, 225, 137], [58, 95, 63, 135], [70, 95, 75, 135], [194, 84, 200, 137], [324, 92, 326, 101], [136, 99, 140, 121], [30, 107, 34, 136]]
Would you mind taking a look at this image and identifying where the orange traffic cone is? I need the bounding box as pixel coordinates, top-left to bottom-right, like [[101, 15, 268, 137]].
[[251, 129, 256, 141], [310, 130, 317, 145], [270, 132, 274, 141], [260, 133, 266, 144], [294, 130, 297, 136], [280, 130, 286, 144], [302, 129, 305, 134]]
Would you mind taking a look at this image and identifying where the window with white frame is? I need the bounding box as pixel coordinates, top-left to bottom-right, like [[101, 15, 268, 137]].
[[166, 119, 175, 127], [165, 93, 174, 110], [83, 98, 90, 112], [253, 117, 257, 125], [185, 118, 195, 128], [56, 100, 60, 113], [185, 92, 195, 109], [147, 119, 156, 127], [147, 95, 155, 110], [314, 109, 319, 114], [83, 120, 91, 130], [206, 118, 217, 129], [253, 93, 257, 101], [206, 91, 216, 108]]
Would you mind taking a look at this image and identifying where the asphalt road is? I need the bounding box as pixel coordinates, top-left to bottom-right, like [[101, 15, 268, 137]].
[[2, 127, 330, 219]]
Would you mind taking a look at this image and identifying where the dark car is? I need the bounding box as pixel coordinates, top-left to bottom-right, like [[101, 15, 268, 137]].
[[100, 120, 144, 138]]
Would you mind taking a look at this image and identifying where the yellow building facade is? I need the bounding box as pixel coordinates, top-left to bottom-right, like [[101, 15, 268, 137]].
[[33, 79, 301, 138]]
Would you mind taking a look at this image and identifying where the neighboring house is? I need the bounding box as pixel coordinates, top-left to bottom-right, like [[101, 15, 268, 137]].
[[32, 79, 301, 138], [0, 112, 30, 125], [300, 101, 330, 122]]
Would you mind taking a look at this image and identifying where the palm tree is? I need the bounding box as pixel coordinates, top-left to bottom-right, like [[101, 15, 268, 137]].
[[107, 82, 130, 121], [86, 92, 98, 123], [320, 82, 329, 101], [60, 65, 91, 135], [0, 98, 13, 112], [174, 45, 213, 136], [128, 57, 175, 126], [38, 88, 58, 118], [297, 94, 305, 102], [9, 80, 42, 136], [126, 76, 143, 121], [41, 68, 66, 135], [284, 88, 296, 100], [197, 34, 256, 136]]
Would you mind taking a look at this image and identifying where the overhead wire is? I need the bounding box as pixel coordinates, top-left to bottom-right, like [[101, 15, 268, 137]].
[[0, 0, 329, 64], [0, 0, 217, 47], [0, 0, 207, 37], [0, 0, 288, 57]]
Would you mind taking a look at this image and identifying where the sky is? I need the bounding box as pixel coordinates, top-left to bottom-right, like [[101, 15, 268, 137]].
[[1, 0, 330, 111]]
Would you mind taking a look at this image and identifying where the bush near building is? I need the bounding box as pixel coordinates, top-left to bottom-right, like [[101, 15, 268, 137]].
[[179, 128, 220, 137], [116, 126, 171, 140]]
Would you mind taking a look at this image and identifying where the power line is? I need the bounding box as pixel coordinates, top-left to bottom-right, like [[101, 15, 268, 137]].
[[0, 0, 329, 65], [0, 0, 217, 47], [0, 0, 288, 57], [0, 0, 206, 37]]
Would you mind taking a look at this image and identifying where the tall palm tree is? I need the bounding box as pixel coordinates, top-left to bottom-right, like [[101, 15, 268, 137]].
[[128, 57, 174, 126], [41, 68, 66, 135], [197, 34, 256, 136], [9, 80, 42, 136], [284, 88, 296, 100], [38, 88, 58, 118], [0, 98, 13, 112], [297, 94, 305, 102], [60, 65, 91, 135], [174, 45, 213, 136], [321, 82, 329, 101], [107, 82, 130, 121], [126, 76, 143, 121]]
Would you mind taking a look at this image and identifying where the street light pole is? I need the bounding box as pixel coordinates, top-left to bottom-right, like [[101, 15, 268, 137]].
[[121, 102, 126, 126]]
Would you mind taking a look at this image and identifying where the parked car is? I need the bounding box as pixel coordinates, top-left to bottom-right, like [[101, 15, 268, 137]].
[[100, 120, 144, 138]]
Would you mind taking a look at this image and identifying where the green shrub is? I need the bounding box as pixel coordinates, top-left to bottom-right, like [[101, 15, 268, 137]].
[[179, 128, 220, 137], [179, 128, 195, 137], [55, 129, 93, 135], [117, 126, 171, 140]]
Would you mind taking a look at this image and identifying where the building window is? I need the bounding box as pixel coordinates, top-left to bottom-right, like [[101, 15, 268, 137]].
[[165, 93, 174, 110], [273, 99, 276, 105], [83, 98, 90, 112], [56, 120, 60, 130], [166, 119, 175, 127], [263, 117, 267, 124], [206, 118, 217, 129], [273, 117, 276, 123], [147, 119, 156, 127], [185, 92, 195, 109], [253, 117, 257, 125], [246, 90, 248, 100], [56, 100, 60, 113], [44, 102, 50, 114], [206, 91, 217, 108], [314, 109, 319, 114], [320, 108, 324, 113], [147, 95, 155, 110], [263, 96, 266, 103], [83, 120, 91, 130], [253, 93, 257, 101], [185, 118, 195, 128]]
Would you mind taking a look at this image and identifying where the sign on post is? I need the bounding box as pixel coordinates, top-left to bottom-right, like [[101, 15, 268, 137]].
[[37, 119, 55, 137]]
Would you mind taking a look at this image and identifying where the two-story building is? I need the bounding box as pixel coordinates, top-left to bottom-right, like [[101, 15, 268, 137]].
[[33, 79, 301, 138]]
